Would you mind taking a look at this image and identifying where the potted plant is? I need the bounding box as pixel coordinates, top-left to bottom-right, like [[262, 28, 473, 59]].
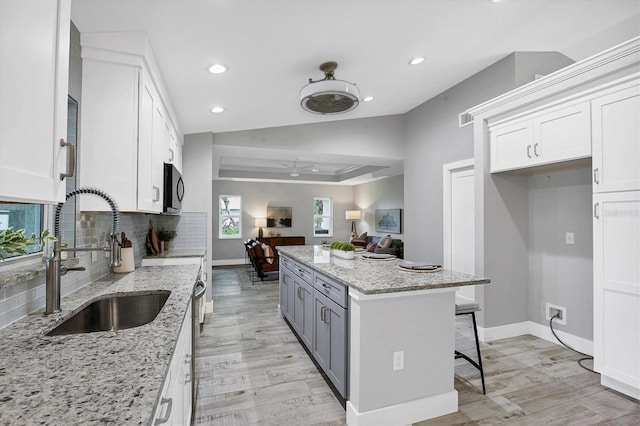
[[329, 241, 356, 259], [157, 228, 177, 251], [0, 228, 56, 260]]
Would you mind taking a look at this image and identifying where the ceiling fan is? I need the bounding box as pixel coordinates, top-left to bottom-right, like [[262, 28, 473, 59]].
[[280, 160, 316, 177]]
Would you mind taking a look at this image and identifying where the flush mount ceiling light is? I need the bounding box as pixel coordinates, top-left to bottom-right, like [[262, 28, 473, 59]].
[[208, 64, 227, 74], [300, 61, 360, 114], [363, 96, 374, 102], [210, 106, 225, 113], [409, 57, 425, 65]]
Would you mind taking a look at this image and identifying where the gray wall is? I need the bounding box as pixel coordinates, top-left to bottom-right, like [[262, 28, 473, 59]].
[[212, 180, 354, 262], [353, 175, 404, 239], [528, 168, 593, 339], [403, 52, 575, 329], [213, 114, 405, 162], [403, 52, 574, 266]]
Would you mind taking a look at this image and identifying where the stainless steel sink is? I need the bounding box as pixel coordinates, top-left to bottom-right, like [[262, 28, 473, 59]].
[[46, 291, 171, 336]]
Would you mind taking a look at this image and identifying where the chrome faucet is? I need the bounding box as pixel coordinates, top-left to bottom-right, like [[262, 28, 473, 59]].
[[45, 188, 121, 315]]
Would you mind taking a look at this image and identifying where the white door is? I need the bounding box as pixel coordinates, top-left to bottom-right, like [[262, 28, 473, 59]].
[[443, 159, 475, 300]]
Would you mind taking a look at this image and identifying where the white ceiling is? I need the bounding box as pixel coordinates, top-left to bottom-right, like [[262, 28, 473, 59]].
[[71, 0, 640, 184]]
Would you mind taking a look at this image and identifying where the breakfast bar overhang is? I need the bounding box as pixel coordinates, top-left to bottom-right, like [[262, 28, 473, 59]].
[[277, 246, 490, 425]]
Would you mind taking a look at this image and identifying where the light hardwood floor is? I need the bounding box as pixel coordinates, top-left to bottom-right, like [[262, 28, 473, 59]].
[[194, 267, 639, 425]]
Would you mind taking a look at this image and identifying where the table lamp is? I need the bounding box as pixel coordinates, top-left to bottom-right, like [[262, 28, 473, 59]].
[[255, 218, 267, 239], [345, 210, 361, 235]]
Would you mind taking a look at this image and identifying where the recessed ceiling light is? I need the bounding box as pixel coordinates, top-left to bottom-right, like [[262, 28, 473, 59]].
[[208, 64, 228, 74], [409, 57, 425, 65], [210, 106, 225, 114], [363, 96, 374, 102], [488, 0, 502, 3]]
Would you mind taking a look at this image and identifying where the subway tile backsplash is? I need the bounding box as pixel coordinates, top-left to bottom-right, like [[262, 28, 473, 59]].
[[0, 211, 207, 329]]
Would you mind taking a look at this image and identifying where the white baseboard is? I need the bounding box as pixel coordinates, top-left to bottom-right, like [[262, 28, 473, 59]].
[[346, 390, 457, 426], [478, 321, 530, 342], [210, 258, 245, 266], [478, 320, 593, 356]]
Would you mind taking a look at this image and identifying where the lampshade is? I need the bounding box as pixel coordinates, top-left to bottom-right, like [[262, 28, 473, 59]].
[[255, 218, 267, 228], [345, 210, 361, 220]]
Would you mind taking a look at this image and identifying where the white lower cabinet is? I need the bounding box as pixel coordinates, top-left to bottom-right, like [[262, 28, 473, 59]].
[[153, 301, 193, 425], [593, 191, 640, 400]]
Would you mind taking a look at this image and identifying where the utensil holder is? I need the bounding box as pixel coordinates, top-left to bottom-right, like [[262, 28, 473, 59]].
[[113, 247, 135, 273]]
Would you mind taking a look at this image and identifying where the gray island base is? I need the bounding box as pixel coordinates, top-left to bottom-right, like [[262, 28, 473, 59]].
[[277, 245, 490, 426]]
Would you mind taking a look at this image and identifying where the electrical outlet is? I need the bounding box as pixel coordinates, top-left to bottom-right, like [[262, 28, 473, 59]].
[[393, 351, 404, 371], [565, 232, 574, 245], [545, 302, 567, 326], [91, 244, 98, 262]]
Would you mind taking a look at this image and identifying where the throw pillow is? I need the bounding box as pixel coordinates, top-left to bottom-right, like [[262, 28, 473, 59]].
[[377, 235, 392, 249], [262, 243, 274, 264], [358, 232, 367, 240], [366, 242, 377, 252]]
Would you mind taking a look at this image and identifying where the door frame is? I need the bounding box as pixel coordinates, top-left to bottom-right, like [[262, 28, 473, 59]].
[[443, 158, 475, 299]]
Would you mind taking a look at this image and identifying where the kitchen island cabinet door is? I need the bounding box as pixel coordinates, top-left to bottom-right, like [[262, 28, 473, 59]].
[[0, 0, 71, 203], [279, 266, 294, 322], [313, 291, 347, 398], [293, 277, 314, 350]]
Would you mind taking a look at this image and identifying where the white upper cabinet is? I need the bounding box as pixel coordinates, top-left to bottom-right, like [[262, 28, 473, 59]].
[[164, 119, 183, 173], [79, 33, 181, 213], [592, 83, 640, 193], [490, 101, 591, 173], [0, 0, 72, 204]]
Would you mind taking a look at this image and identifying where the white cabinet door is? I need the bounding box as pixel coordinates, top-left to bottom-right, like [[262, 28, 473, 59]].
[[490, 120, 533, 173], [79, 61, 139, 211], [0, 0, 71, 203], [153, 301, 192, 425], [593, 191, 640, 400], [533, 102, 591, 165], [592, 84, 640, 193], [164, 121, 183, 173], [490, 101, 591, 173], [137, 71, 164, 213]]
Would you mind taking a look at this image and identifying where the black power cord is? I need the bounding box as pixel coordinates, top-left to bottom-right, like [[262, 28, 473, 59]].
[[549, 314, 596, 374]]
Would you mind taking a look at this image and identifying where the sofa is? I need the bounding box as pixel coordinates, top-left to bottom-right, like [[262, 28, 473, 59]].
[[350, 233, 404, 258]]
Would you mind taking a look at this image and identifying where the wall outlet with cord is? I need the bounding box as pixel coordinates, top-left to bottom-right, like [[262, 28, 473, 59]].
[[545, 302, 567, 326]]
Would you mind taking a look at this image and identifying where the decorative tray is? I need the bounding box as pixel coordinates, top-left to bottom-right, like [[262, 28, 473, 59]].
[[397, 261, 442, 273], [361, 253, 396, 260]]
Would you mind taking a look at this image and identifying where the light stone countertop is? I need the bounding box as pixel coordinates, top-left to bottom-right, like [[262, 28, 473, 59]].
[[277, 245, 490, 295], [0, 263, 200, 425]]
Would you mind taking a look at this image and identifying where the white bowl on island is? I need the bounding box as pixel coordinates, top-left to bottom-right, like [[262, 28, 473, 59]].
[[332, 249, 355, 260]]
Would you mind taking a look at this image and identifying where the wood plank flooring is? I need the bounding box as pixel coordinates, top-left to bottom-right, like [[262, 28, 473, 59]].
[[194, 267, 639, 425]]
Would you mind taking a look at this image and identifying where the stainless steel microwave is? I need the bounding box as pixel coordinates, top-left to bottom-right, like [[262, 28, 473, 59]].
[[163, 163, 184, 214]]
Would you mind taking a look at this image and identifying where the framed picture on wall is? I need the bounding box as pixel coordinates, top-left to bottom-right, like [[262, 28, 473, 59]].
[[267, 207, 292, 228], [375, 209, 401, 234]]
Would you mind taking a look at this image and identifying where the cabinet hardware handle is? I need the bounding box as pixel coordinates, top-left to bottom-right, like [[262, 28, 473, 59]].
[[526, 145, 532, 159], [59, 139, 75, 180], [322, 283, 330, 289], [184, 354, 191, 364], [169, 148, 174, 162], [593, 168, 599, 184], [594, 202, 600, 219], [320, 306, 325, 322], [324, 308, 330, 323], [533, 143, 539, 157], [153, 186, 160, 202], [185, 372, 191, 384], [154, 397, 172, 424]]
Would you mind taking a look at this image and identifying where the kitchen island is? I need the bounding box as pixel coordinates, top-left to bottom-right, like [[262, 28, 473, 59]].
[[277, 245, 490, 426]]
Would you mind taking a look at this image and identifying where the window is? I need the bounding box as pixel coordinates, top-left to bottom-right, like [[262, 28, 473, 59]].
[[219, 195, 242, 239], [0, 204, 44, 259], [313, 197, 333, 237]]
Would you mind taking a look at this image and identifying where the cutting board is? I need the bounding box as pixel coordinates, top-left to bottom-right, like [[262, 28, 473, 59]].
[[149, 219, 160, 254]]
